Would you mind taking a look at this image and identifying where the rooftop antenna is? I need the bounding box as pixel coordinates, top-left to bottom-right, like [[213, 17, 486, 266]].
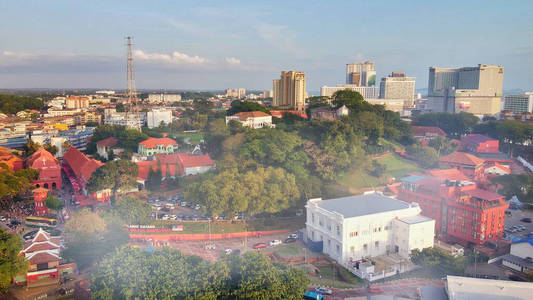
[[126, 36, 140, 130]]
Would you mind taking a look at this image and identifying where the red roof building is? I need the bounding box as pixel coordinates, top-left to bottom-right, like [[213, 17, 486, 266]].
[[138, 137, 178, 156], [270, 110, 308, 119], [427, 168, 470, 181], [136, 153, 215, 185], [398, 175, 508, 247], [25, 148, 62, 190], [461, 134, 499, 154], [411, 126, 447, 139], [96, 137, 118, 160], [0, 147, 23, 171], [16, 228, 61, 286], [439, 152, 485, 181], [62, 146, 109, 204]]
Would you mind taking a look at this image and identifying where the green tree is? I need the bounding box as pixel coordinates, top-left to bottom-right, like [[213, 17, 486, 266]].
[[45, 195, 64, 211], [411, 247, 465, 275], [227, 100, 270, 116], [113, 195, 152, 225], [145, 166, 162, 192], [86, 159, 138, 199], [406, 145, 439, 168], [193, 99, 214, 114], [0, 94, 44, 114], [43, 143, 58, 156], [368, 160, 387, 177], [0, 229, 29, 293], [23, 140, 40, 157], [64, 208, 107, 240], [412, 112, 479, 138], [491, 174, 533, 203], [115, 102, 125, 112], [0, 167, 39, 208], [331, 90, 369, 111], [428, 136, 457, 156]]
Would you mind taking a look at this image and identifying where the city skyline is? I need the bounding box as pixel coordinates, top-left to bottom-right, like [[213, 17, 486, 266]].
[[0, 0, 532, 91]]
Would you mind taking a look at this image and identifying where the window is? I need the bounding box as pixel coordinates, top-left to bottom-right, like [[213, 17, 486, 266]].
[[375, 241, 379, 249], [363, 244, 368, 252], [349, 231, 358, 238], [336, 244, 340, 254], [328, 239, 331, 247], [311, 231, 315, 239], [311, 213, 315, 224], [336, 225, 340, 236], [350, 246, 355, 253]]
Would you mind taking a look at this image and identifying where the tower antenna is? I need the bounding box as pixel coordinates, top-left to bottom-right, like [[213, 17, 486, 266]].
[[126, 36, 140, 130]]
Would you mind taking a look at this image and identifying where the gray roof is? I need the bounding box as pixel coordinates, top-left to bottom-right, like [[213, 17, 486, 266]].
[[401, 175, 426, 183], [398, 215, 433, 225], [316, 192, 412, 219]]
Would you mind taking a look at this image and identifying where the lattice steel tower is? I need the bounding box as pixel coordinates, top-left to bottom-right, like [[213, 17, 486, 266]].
[[125, 36, 140, 130]]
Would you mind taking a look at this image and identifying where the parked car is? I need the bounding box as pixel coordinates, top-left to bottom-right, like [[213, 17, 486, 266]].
[[284, 237, 297, 243], [315, 286, 332, 295], [0, 216, 6, 222], [269, 239, 282, 246], [205, 244, 216, 250], [521, 218, 532, 223], [369, 286, 384, 294], [303, 291, 323, 300], [253, 242, 267, 249], [224, 248, 232, 255], [288, 233, 298, 239]]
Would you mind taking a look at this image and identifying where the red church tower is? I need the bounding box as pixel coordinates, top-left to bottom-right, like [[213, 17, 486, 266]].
[[32, 187, 49, 217]]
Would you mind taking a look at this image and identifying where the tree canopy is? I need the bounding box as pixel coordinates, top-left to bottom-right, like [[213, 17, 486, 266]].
[[227, 100, 270, 116], [91, 247, 309, 300], [86, 124, 148, 154], [0, 94, 44, 114], [412, 112, 479, 138], [45, 195, 63, 211], [0, 166, 39, 208], [86, 159, 138, 197], [0, 229, 29, 293], [491, 174, 533, 203], [473, 120, 533, 155]]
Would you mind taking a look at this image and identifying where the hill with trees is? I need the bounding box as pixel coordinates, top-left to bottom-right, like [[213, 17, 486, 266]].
[[0, 94, 44, 114]]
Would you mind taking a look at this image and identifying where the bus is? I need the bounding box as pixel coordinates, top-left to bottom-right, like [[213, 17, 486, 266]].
[[25, 216, 57, 229]]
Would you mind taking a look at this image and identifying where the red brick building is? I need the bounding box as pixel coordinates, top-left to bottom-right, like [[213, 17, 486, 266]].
[[439, 152, 486, 181], [25, 148, 62, 190], [461, 134, 499, 154], [32, 187, 49, 217], [0, 147, 23, 171], [398, 175, 508, 247]]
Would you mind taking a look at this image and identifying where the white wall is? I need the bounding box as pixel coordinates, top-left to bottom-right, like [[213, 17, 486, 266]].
[[510, 242, 533, 259]]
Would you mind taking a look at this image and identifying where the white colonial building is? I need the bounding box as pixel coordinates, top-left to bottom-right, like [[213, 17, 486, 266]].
[[225, 111, 274, 129], [305, 191, 434, 268]]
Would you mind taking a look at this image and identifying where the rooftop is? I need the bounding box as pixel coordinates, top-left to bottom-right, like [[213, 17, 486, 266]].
[[446, 275, 533, 300], [461, 134, 496, 144], [464, 189, 502, 201], [230, 111, 271, 121], [139, 137, 178, 148], [439, 151, 485, 166], [96, 136, 118, 147], [411, 126, 447, 137], [313, 192, 414, 219], [427, 168, 470, 181], [474, 152, 512, 161], [398, 215, 434, 225]]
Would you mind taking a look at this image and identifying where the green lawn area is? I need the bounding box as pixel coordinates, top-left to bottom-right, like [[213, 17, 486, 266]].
[[307, 265, 364, 289], [339, 154, 422, 191], [274, 243, 322, 259], [173, 132, 204, 145]]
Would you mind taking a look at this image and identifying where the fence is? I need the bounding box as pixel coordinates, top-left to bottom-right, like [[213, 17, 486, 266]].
[[129, 229, 290, 241]]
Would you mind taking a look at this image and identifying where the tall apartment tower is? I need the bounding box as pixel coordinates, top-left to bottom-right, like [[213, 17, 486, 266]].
[[346, 61, 376, 86], [427, 64, 504, 116], [272, 71, 306, 111], [503, 92, 533, 114], [379, 72, 416, 108]]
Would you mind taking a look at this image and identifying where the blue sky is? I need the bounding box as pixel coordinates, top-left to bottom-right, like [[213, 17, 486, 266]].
[[0, 0, 532, 91]]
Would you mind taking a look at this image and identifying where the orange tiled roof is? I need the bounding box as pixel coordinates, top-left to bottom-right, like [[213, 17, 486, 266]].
[[96, 137, 118, 147], [139, 137, 178, 149], [231, 111, 271, 121], [411, 126, 447, 137], [63, 146, 104, 183], [439, 152, 485, 166], [0, 148, 23, 171], [26, 148, 59, 169], [427, 168, 470, 181]]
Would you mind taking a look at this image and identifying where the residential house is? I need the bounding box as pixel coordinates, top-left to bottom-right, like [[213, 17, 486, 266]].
[[225, 111, 274, 129], [25, 148, 62, 190], [138, 137, 178, 156], [439, 152, 486, 181], [461, 134, 499, 154], [96, 137, 119, 160]]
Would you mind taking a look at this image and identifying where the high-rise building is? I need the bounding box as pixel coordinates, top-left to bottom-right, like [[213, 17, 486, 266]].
[[503, 92, 533, 114], [272, 71, 306, 111], [427, 64, 504, 115], [346, 61, 376, 86], [147, 109, 173, 129], [148, 93, 182, 103], [379, 72, 416, 108], [225, 88, 246, 99]]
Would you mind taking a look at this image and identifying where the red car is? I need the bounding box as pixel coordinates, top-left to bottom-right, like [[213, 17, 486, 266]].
[[369, 286, 384, 294], [253, 242, 267, 249]]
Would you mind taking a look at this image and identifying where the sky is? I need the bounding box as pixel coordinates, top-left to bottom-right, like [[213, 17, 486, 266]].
[[0, 0, 532, 92]]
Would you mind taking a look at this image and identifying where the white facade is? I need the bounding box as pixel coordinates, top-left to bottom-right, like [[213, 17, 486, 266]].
[[225, 88, 246, 99], [225, 112, 274, 129], [379, 73, 416, 108], [504, 93, 533, 114], [148, 93, 182, 103], [147, 109, 172, 129], [305, 192, 434, 268], [320, 85, 379, 99]]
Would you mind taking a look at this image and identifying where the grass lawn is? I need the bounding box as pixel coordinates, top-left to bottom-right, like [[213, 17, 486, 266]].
[[274, 243, 322, 259], [173, 132, 204, 145], [307, 265, 364, 289], [339, 154, 422, 191]]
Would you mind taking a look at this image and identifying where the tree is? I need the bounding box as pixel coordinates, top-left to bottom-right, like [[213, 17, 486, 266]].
[[145, 166, 162, 192], [193, 99, 214, 114], [115, 102, 125, 112], [64, 208, 107, 240], [112, 195, 152, 225], [23, 140, 40, 157], [45, 195, 63, 211], [0, 229, 29, 293], [411, 247, 465, 275], [491, 174, 533, 203], [412, 112, 479, 137], [227, 100, 270, 116], [0, 167, 39, 208], [91, 247, 308, 300], [86, 160, 138, 199], [0, 94, 43, 114], [428, 136, 457, 156], [406, 145, 439, 168], [368, 160, 387, 177], [43, 143, 58, 156], [331, 90, 372, 112]]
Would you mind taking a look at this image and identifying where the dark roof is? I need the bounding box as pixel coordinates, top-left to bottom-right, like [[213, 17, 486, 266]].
[[411, 126, 447, 137], [96, 137, 118, 147], [474, 152, 512, 161], [315, 192, 413, 218], [462, 134, 496, 145], [439, 152, 485, 166]]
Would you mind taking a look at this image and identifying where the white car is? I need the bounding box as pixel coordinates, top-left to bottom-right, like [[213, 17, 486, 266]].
[[315, 286, 333, 295], [269, 239, 282, 246], [288, 233, 298, 239], [161, 215, 170, 220], [224, 248, 232, 255], [0, 216, 6, 222]]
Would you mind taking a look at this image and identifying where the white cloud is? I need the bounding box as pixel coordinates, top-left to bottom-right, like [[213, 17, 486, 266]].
[[225, 57, 241, 65], [134, 50, 207, 65]]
